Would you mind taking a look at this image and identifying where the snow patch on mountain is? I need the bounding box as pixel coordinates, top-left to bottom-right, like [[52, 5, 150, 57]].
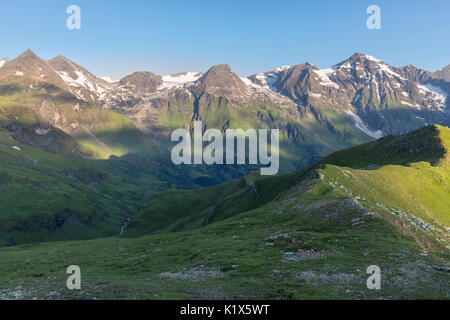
[[57, 70, 107, 95], [240, 77, 253, 86], [345, 110, 383, 139], [100, 76, 118, 83], [273, 65, 291, 72], [0, 58, 7, 68], [313, 68, 339, 89], [160, 72, 202, 89], [377, 63, 406, 81], [417, 83, 447, 106], [248, 66, 290, 90], [364, 54, 381, 62]]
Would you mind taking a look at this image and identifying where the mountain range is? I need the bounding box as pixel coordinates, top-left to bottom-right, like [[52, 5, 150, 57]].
[[2, 50, 449, 168]]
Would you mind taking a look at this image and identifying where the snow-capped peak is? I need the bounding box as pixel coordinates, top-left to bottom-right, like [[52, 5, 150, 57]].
[[364, 54, 381, 63], [247, 65, 291, 90]]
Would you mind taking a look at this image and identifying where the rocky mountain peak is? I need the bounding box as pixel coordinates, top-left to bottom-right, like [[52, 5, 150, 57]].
[[332, 53, 382, 72], [119, 71, 163, 95], [0, 49, 67, 88], [18, 49, 38, 59], [195, 64, 249, 99], [49, 55, 89, 78], [433, 65, 450, 82]]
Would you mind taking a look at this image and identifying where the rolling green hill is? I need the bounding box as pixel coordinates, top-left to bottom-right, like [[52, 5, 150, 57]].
[[124, 125, 449, 248]]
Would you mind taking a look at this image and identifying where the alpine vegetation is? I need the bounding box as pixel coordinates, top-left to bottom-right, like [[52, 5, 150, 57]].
[[171, 121, 280, 175]]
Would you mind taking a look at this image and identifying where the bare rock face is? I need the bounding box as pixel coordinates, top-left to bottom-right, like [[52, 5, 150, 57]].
[[433, 65, 450, 82], [48, 55, 113, 102], [119, 71, 163, 95], [272, 63, 331, 104], [0, 49, 68, 89], [394, 64, 433, 83], [194, 64, 249, 99]]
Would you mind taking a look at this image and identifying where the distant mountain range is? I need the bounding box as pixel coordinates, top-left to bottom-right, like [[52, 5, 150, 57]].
[[1, 49, 449, 179], [3, 50, 448, 170]]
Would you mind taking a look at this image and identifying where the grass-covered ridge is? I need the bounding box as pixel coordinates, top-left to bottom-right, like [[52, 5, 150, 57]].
[[124, 125, 449, 248]]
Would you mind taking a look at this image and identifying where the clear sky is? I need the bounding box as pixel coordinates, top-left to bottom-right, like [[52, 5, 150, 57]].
[[0, 0, 449, 78]]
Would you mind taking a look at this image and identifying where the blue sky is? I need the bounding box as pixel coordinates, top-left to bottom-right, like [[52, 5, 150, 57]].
[[0, 0, 449, 78]]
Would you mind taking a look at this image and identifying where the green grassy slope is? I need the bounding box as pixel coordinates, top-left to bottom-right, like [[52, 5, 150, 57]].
[[0, 125, 252, 246], [0, 78, 162, 160], [0, 128, 131, 246], [0, 125, 448, 299], [123, 171, 300, 237], [124, 125, 450, 250], [0, 158, 448, 299], [0, 77, 270, 246]]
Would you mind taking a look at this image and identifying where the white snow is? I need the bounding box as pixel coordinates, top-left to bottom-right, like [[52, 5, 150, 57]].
[[273, 65, 291, 72], [0, 59, 7, 68], [377, 64, 406, 81], [15, 71, 23, 76], [57, 70, 107, 95], [99, 76, 118, 83], [417, 83, 447, 105], [401, 100, 420, 109], [246, 66, 291, 91], [160, 72, 202, 89], [73, 71, 95, 89], [345, 110, 383, 139], [313, 68, 339, 89], [240, 77, 253, 86], [364, 55, 381, 62], [339, 62, 352, 69], [249, 73, 277, 90], [12, 146, 21, 151]]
